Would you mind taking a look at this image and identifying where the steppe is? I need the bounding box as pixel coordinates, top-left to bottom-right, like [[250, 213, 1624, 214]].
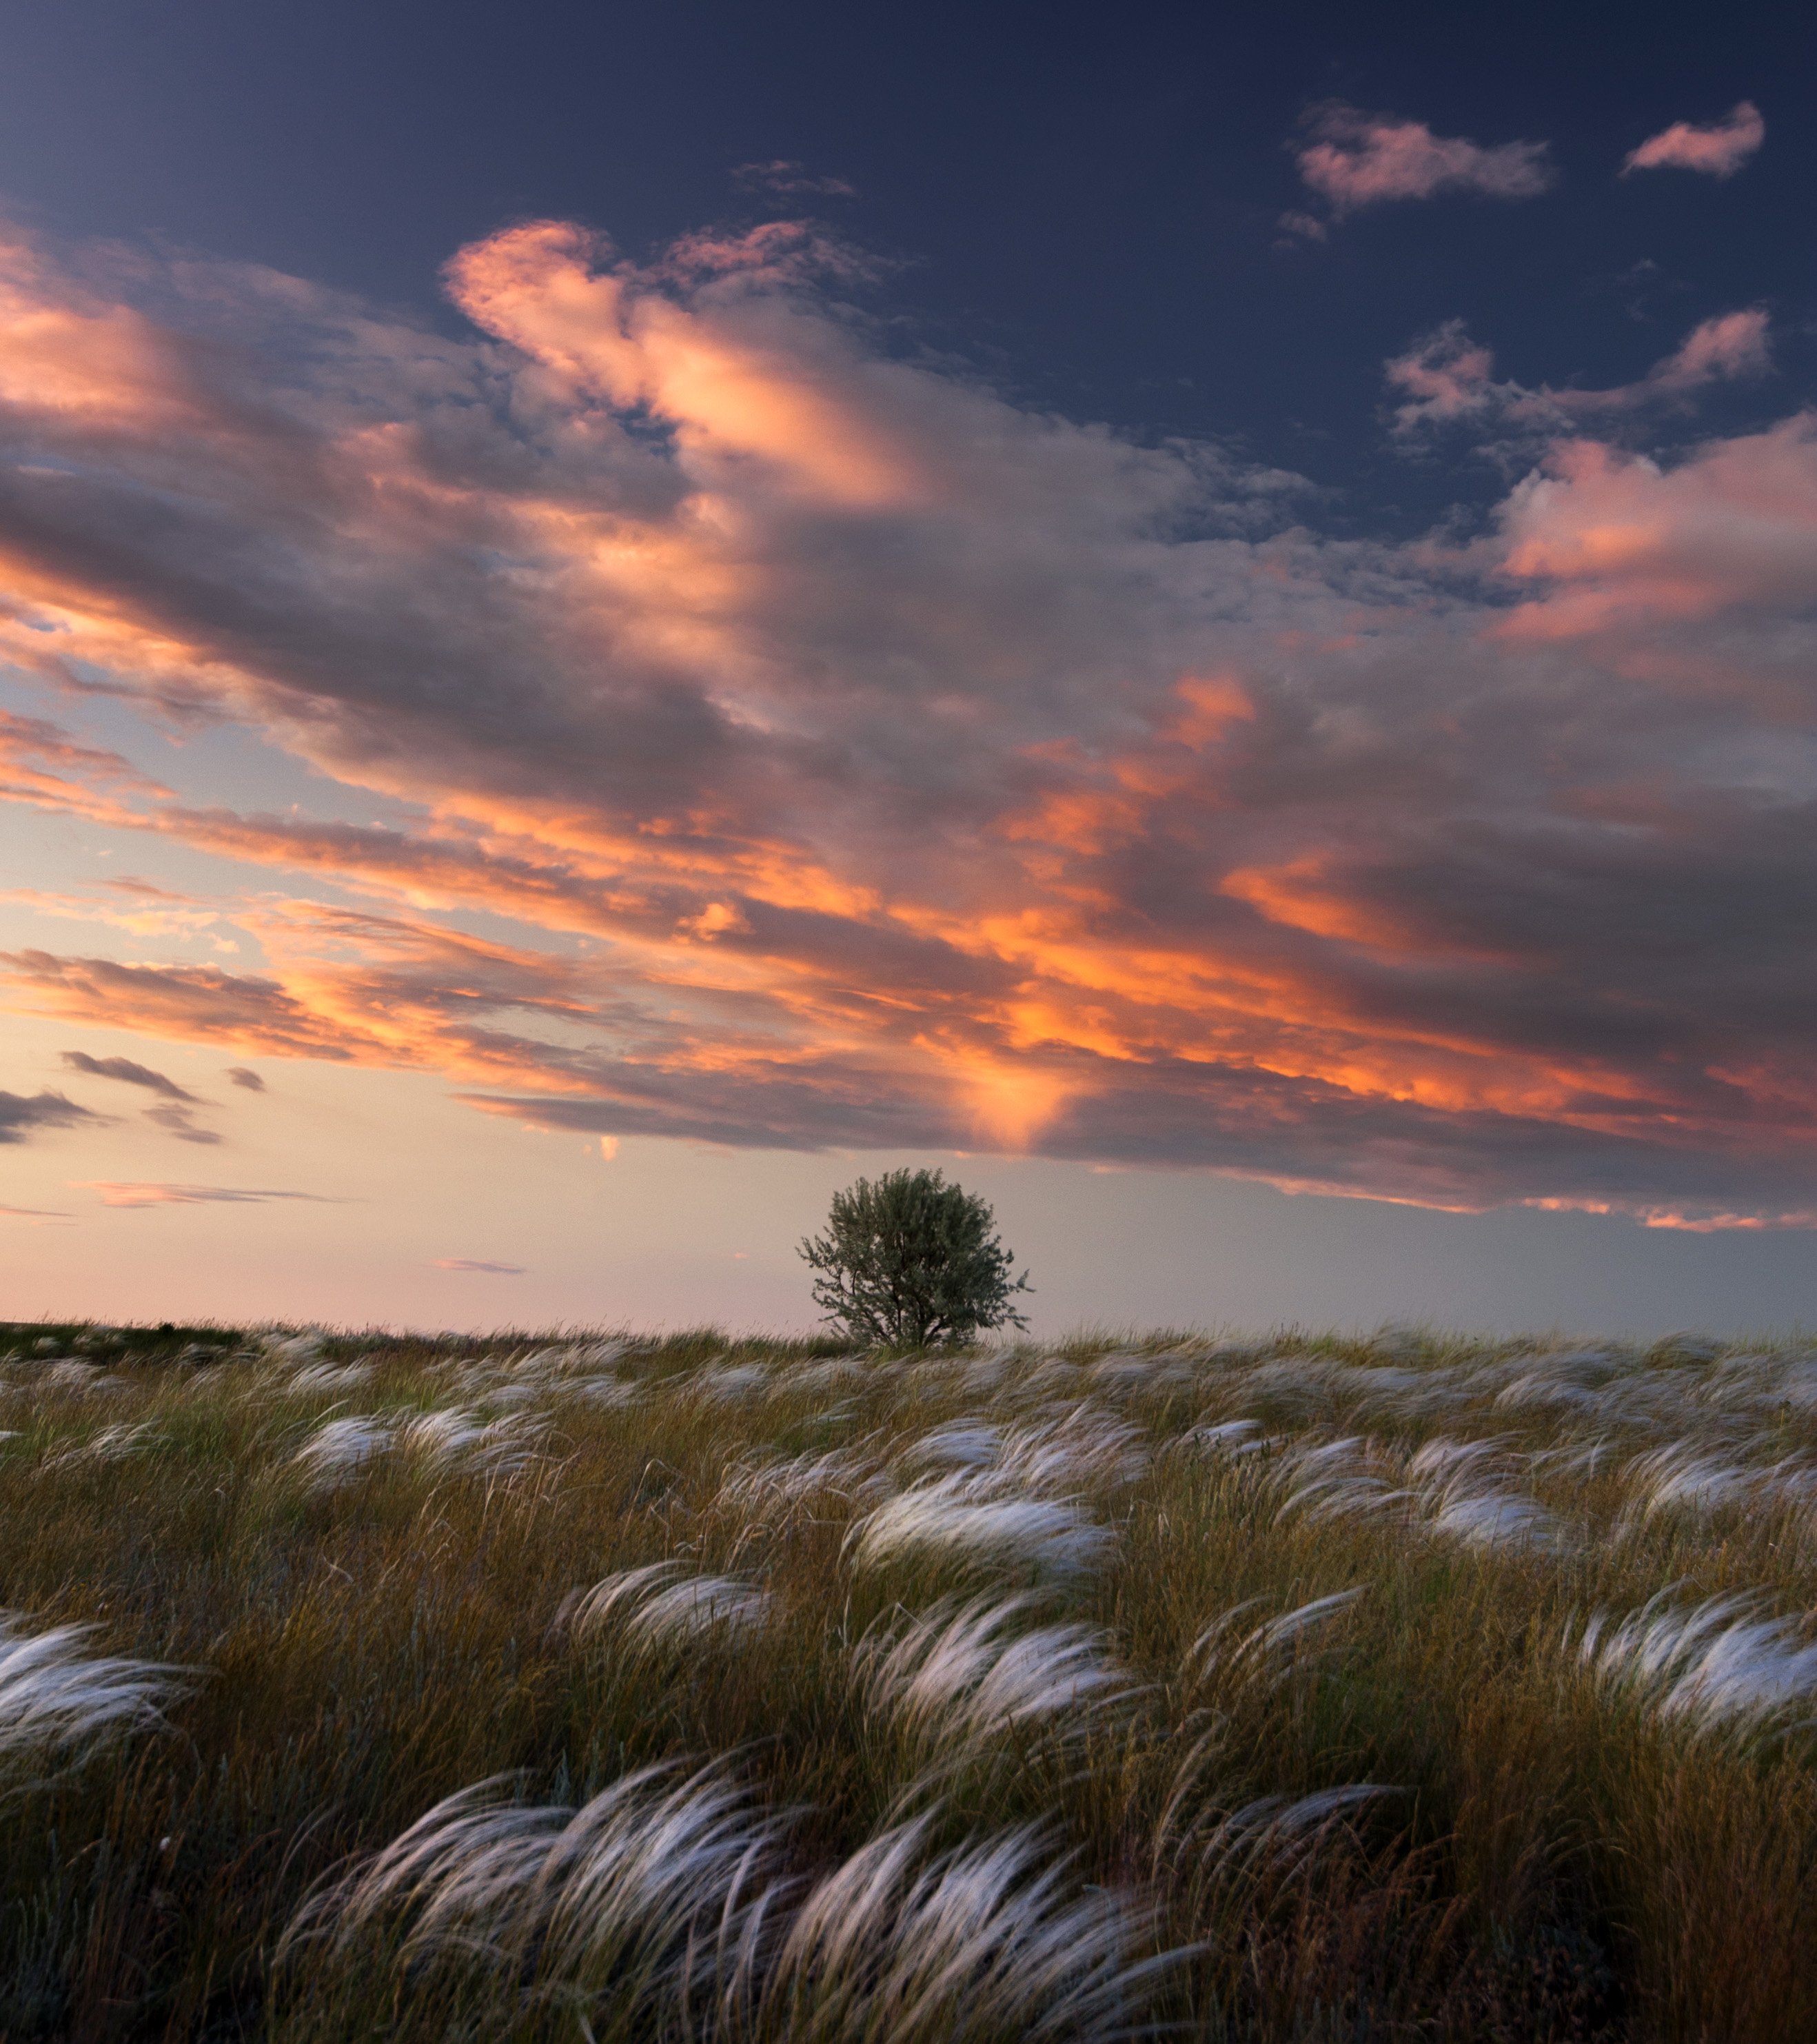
[[5, 1319, 1817, 2041]]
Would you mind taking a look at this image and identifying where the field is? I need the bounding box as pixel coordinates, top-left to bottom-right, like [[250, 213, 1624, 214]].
[[4, 1322, 1817, 2041]]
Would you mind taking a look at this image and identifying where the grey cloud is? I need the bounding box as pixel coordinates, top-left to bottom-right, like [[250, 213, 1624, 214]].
[[225, 1066, 265, 1090], [733, 161, 857, 199], [61, 1050, 196, 1100], [143, 1102, 225, 1146], [459, 1061, 968, 1155], [0, 1089, 105, 1145]]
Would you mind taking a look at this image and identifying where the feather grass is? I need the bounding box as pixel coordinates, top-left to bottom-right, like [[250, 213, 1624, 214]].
[[8, 1318, 1817, 2038]]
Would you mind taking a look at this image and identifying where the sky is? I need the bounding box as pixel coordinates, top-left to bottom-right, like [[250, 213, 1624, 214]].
[[2, 0, 1816, 1337]]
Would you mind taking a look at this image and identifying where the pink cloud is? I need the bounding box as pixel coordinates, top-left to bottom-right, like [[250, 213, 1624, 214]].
[[1623, 102, 1764, 179], [1650, 308, 1772, 390], [1293, 103, 1554, 221], [434, 1257, 527, 1273], [61, 1051, 194, 1101], [1383, 321, 1501, 432], [1387, 309, 1772, 437], [1491, 415, 1817, 638]]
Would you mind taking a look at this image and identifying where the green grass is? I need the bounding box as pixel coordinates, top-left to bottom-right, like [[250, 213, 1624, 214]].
[[3, 1319, 1816, 2039]]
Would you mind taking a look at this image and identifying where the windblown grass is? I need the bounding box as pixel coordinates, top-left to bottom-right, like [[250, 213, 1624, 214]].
[[8, 1317, 1817, 2037]]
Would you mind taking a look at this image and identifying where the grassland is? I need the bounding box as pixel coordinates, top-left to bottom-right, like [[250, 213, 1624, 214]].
[[4, 1319, 1817, 2041]]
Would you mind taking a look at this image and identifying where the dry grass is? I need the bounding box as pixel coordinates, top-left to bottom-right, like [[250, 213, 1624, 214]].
[[5, 1317, 1817, 2038]]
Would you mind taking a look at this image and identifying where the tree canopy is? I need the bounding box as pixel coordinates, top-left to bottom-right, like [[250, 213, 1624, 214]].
[[798, 1168, 1031, 1349]]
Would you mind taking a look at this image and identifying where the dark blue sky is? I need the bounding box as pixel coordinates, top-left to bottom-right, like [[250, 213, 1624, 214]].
[[3, 0, 1809, 507]]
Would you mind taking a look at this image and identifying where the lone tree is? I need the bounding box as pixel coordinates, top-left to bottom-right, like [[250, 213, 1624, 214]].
[[799, 1168, 1031, 1349]]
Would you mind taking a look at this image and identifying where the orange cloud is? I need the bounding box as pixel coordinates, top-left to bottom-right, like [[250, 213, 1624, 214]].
[[1, 950, 366, 1061], [1220, 858, 1419, 951], [445, 221, 920, 507], [0, 710, 168, 824]]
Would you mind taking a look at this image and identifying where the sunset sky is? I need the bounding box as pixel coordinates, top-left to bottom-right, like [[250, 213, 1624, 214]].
[[2, 1, 1815, 1334]]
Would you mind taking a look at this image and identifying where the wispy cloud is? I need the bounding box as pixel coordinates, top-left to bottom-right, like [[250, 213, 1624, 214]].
[[141, 1103, 223, 1146], [1386, 308, 1772, 441], [434, 1257, 527, 1274], [0, 711, 168, 825], [1623, 102, 1764, 179], [733, 159, 857, 199], [0, 880, 233, 942], [76, 1182, 333, 1208], [225, 1066, 265, 1091]]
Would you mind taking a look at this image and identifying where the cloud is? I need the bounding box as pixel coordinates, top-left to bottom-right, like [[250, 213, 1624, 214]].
[[75, 1182, 333, 1208], [0, 878, 233, 942], [1623, 102, 1764, 179], [58, 1049, 227, 1142], [2, 951, 363, 1060], [1382, 321, 1503, 432], [0, 1088, 105, 1144], [434, 1257, 526, 1274], [141, 1102, 223, 1146], [1291, 103, 1554, 223], [1654, 309, 1774, 388], [0, 1202, 73, 1221], [0, 216, 1816, 1228], [1489, 413, 1817, 639], [733, 160, 857, 199], [60, 1050, 195, 1100], [0, 710, 168, 825], [1275, 210, 1329, 243], [225, 1066, 265, 1090], [1386, 308, 1772, 440]]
